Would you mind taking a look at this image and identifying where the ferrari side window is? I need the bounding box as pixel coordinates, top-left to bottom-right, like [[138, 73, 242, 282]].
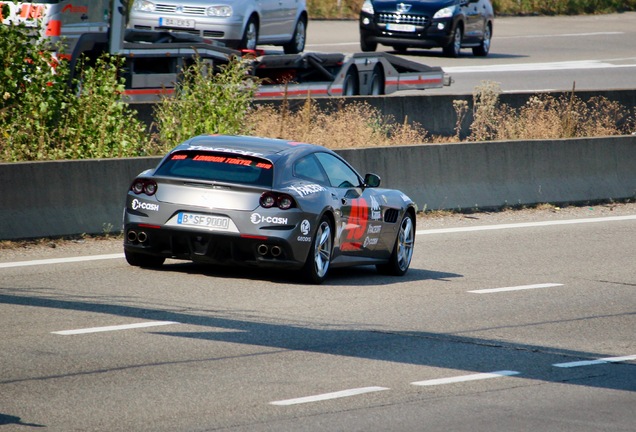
[[293, 154, 329, 185], [315, 152, 361, 189]]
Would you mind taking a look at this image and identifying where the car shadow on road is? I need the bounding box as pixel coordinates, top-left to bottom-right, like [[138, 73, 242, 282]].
[[0, 413, 45, 428], [140, 261, 462, 286], [0, 291, 633, 393], [391, 49, 528, 60]]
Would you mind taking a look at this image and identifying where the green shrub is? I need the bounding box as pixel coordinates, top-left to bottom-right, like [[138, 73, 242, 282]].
[[152, 56, 259, 150], [57, 54, 148, 159], [0, 21, 147, 161], [0, 20, 71, 161]]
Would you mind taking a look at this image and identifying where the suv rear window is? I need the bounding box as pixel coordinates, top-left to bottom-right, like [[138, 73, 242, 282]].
[[155, 151, 274, 187]]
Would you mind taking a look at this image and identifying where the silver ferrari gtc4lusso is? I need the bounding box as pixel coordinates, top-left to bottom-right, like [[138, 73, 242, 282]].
[[123, 135, 416, 283]]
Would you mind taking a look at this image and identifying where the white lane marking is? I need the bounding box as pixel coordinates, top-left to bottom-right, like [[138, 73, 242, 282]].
[[416, 215, 636, 236], [52, 321, 179, 335], [469, 283, 563, 294], [553, 355, 636, 368], [412, 370, 520, 386], [498, 32, 623, 39], [444, 60, 636, 74], [306, 42, 358, 47], [0, 253, 124, 269], [270, 386, 389, 406]]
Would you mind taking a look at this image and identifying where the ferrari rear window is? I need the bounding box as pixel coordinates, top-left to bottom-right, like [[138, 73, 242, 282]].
[[155, 151, 274, 187]]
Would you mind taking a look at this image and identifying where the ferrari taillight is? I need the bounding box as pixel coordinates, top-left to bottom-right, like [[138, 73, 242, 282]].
[[130, 178, 158, 196], [277, 195, 294, 210], [260, 192, 296, 210], [260, 192, 277, 208]]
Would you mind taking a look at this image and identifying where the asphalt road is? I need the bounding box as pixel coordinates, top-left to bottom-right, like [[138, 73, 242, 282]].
[[305, 13, 636, 94], [1, 204, 635, 431]]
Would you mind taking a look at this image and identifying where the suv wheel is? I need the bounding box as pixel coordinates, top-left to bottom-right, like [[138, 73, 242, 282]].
[[360, 35, 377, 52], [443, 24, 463, 57], [473, 23, 492, 57]]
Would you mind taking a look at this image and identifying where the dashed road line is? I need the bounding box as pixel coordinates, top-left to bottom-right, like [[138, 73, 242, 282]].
[[553, 355, 636, 368], [270, 386, 389, 406], [52, 321, 180, 335], [270, 371, 522, 406], [0, 253, 124, 269], [443, 59, 636, 74], [416, 215, 636, 236], [411, 370, 521, 386], [469, 283, 563, 294]]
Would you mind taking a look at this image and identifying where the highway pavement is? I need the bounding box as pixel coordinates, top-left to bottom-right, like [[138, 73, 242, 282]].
[[1, 204, 635, 431], [305, 13, 636, 94]]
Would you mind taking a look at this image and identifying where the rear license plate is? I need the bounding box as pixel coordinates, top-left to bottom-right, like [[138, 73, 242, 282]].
[[387, 23, 416, 32], [159, 17, 195, 28], [177, 213, 229, 229]]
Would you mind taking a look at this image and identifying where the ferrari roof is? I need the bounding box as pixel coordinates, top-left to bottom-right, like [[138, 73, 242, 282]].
[[174, 135, 313, 158]]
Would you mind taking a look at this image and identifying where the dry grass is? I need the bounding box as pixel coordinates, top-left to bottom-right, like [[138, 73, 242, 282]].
[[468, 81, 635, 142], [247, 97, 430, 149], [244, 83, 634, 150]]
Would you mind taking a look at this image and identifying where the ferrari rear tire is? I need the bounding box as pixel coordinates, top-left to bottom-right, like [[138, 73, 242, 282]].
[[302, 216, 333, 284], [125, 250, 165, 268], [377, 212, 414, 276]]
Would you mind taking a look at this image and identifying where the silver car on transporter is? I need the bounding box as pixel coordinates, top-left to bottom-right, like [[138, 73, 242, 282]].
[[123, 135, 417, 284], [129, 0, 308, 53]]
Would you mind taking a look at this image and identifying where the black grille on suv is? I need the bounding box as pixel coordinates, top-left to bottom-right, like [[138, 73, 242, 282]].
[[378, 13, 428, 26]]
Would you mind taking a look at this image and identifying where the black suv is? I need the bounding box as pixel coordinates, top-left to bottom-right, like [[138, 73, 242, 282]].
[[359, 0, 494, 57]]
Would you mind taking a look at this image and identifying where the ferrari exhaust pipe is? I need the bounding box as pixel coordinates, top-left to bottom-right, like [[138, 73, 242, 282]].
[[257, 244, 268, 256], [137, 231, 148, 243], [271, 246, 282, 257], [127, 230, 137, 242]]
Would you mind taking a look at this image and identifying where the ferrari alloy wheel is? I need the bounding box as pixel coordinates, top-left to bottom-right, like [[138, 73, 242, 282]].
[[395, 213, 415, 272], [377, 212, 414, 276], [303, 216, 333, 284]]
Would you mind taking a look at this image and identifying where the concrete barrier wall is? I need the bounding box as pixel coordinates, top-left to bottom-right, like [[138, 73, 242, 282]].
[[1, 136, 635, 240], [338, 135, 636, 212], [0, 157, 161, 240]]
